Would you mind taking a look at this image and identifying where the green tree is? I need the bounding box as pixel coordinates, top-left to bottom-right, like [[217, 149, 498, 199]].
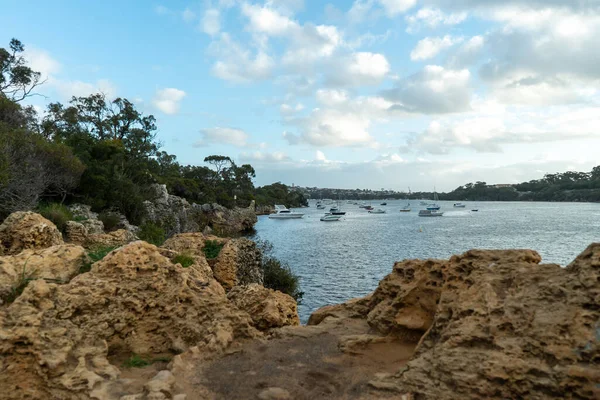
[[0, 39, 43, 102]]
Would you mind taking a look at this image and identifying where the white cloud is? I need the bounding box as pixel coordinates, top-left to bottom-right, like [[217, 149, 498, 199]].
[[410, 35, 463, 60], [378, 0, 417, 16], [383, 65, 472, 113], [239, 150, 290, 163], [53, 79, 117, 100], [447, 35, 484, 67], [405, 7, 467, 33], [195, 127, 250, 147], [315, 89, 349, 106], [201, 9, 221, 35], [326, 52, 390, 87], [210, 33, 274, 83], [315, 150, 327, 162], [286, 108, 373, 146], [152, 88, 186, 114], [241, 3, 298, 36], [23, 47, 61, 80], [280, 103, 305, 115]]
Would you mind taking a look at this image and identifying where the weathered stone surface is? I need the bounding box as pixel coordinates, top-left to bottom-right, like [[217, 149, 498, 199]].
[[64, 220, 88, 245], [0, 212, 63, 255], [0, 244, 89, 303], [161, 232, 209, 257], [0, 241, 260, 399], [212, 238, 263, 291], [228, 284, 299, 330], [325, 246, 600, 399], [258, 387, 291, 400], [143, 184, 200, 237], [68, 203, 98, 220], [86, 229, 137, 249], [255, 205, 275, 216], [82, 218, 104, 235], [191, 202, 257, 236]]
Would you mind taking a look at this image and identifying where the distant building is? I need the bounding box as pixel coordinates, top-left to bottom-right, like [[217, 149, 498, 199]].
[[492, 184, 514, 188]]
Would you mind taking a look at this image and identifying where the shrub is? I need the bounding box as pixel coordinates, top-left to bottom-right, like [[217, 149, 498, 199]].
[[203, 240, 224, 259], [172, 253, 194, 268], [138, 222, 165, 246], [98, 211, 120, 231], [79, 245, 117, 274], [38, 203, 73, 232], [262, 257, 303, 302]]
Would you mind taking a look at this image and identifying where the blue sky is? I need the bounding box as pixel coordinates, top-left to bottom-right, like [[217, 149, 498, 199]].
[[2, 0, 600, 191]]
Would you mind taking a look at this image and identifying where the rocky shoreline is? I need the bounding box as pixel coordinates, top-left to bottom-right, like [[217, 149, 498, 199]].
[[0, 211, 598, 399]]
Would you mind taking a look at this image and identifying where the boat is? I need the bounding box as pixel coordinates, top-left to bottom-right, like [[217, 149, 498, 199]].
[[320, 215, 342, 222], [317, 204, 325, 210], [471, 209, 479, 212], [427, 188, 441, 210], [364, 205, 374, 211], [419, 201, 428, 206], [380, 202, 387, 206], [368, 208, 386, 214], [454, 202, 466, 208], [268, 205, 304, 219], [418, 210, 443, 217], [400, 203, 411, 212]]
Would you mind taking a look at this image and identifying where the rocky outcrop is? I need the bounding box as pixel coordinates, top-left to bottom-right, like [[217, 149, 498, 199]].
[[308, 246, 600, 399], [65, 221, 137, 249], [192, 202, 258, 236], [143, 184, 200, 237], [228, 284, 300, 331], [162, 233, 263, 291], [0, 241, 260, 400], [255, 204, 275, 216], [64, 220, 88, 245], [0, 211, 63, 255], [0, 244, 89, 303]]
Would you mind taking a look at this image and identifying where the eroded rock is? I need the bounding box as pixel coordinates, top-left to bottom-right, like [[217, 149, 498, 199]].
[[0, 211, 63, 255], [228, 284, 299, 331]]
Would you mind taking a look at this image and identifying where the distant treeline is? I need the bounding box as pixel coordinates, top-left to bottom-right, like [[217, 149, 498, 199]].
[[0, 38, 307, 222], [303, 169, 600, 203]]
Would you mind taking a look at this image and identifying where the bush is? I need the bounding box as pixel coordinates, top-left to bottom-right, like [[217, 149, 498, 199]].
[[79, 245, 117, 274], [98, 211, 120, 231], [38, 203, 73, 232], [203, 240, 224, 259], [172, 253, 194, 268], [263, 258, 303, 302], [138, 222, 165, 246]]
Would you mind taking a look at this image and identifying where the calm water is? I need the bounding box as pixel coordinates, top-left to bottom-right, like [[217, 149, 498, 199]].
[[251, 200, 600, 323]]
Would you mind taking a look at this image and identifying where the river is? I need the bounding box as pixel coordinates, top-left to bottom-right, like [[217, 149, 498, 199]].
[[250, 200, 600, 322]]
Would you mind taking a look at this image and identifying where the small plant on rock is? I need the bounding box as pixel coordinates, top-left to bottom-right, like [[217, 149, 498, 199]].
[[38, 203, 73, 232], [123, 354, 150, 368], [172, 253, 194, 268], [138, 222, 166, 246], [203, 240, 224, 259], [79, 245, 117, 274], [98, 211, 120, 231], [255, 239, 303, 302]]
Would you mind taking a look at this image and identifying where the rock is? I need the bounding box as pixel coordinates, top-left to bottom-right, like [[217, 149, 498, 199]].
[[143, 184, 199, 237], [255, 205, 275, 216], [0, 244, 89, 303], [86, 229, 137, 248], [228, 284, 300, 330], [64, 221, 88, 245], [68, 203, 98, 220], [212, 238, 263, 291], [0, 212, 63, 255], [0, 241, 260, 399], [144, 370, 175, 398], [191, 202, 257, 236], [82, 218, 104, 235], [258, 387, 291, 400], [351, 246, 600, 399], [161, 232, 209, 256]]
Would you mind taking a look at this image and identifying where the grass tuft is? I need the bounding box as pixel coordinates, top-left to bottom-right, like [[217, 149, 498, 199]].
[[123, 354, 150, 368], [138, 222, 166, 246], [203, 240, 224, 259], [172, 253, 195, 268], [38, 203, 73, 232]]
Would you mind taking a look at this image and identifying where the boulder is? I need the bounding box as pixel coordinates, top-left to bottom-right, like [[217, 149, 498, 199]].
[[161, 232, 209, 256], [314, 246, 600, 399], [212, 238, 263, 291], [81, 218, 104, 235], [0, 244, 89, 303], [86, 229, 137, 249], [228, 284, 300, 330], [143, 184, 199, 237], [68, 203, 98, 220], [0, 241, 260, 400], [64, 221, 88, 245], [191, 201, 257, 236], [0, 211, 63, 255]]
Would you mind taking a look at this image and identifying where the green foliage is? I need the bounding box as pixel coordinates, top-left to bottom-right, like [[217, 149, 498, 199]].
[[138, 222, 166, 246], [172, 253, 194, 268], [123, 354, 150, 368], [0, 38, 43, 102], [4, 258, 37, 304], [98, 212, 120, 231], [38, 203, 73, 232], [255, 182, 308, 208], [263, 258, 304, 302], [203, 240, 224, 259], [80, 246, 117, 274]]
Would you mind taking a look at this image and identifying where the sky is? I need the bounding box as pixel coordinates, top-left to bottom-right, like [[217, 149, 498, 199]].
[[2, 0, 600, 191]]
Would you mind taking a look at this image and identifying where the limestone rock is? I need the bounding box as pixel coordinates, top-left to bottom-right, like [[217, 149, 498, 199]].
[[255, 205, 275, 216], [161, 232, 208, 257], [353, 246, 600, 399], [68, 203, 98, 220], [228, 284, 300, 330], [64, 220, 88, 245], [0, 244, 89, 303], [82, 218, 104, 235], [0, 211, 63, 255], [191, 201, 257, 236], [86, 229, 137, 248], [212, 238, 263, 291], [143, 184, 199, 237], [0, 241, 260, 399], [258, 387, 291, 400]]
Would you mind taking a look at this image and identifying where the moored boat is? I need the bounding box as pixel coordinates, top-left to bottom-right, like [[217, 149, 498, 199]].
[[400, 203, 411, 212], [320, 214, 342, 222], [418, 210, 443, 217], [454, 202, 466, 208], [268, 205, 304, 219], [369, 208, 386, 214]]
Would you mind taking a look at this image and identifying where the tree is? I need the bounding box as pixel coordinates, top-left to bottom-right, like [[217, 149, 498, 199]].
[[0, 39, 43, 102]]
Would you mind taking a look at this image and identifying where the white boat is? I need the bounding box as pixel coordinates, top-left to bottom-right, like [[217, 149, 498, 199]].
[[418, 210, 444, 217], [268, 205, 304, 219], [427, 188, 441, 210], [454, 202, 466, 208], [317, 204, 325, 210], [400, 203, 411, 212], [368, 208, 386, 214], [320, 215, 342, 222]]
